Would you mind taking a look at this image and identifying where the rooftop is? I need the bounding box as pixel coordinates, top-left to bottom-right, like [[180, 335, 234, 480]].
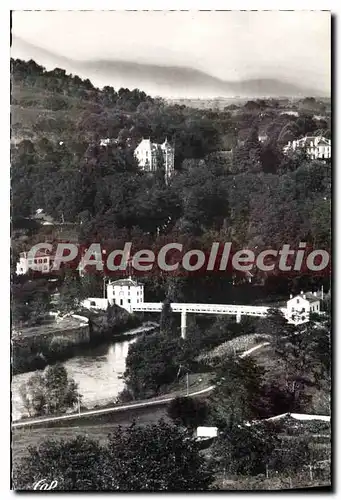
[[108, 277, 143, 287], [136, 138, 174, 151], [289, 291, 321, 303]]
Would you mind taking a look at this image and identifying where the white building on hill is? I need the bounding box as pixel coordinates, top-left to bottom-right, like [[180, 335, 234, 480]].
[[16, 249, 52, 275], [134, 138, 175, 181], [286, 291, 321, 324], [107, 277, 144, 313], [283, 135, 331, 160]]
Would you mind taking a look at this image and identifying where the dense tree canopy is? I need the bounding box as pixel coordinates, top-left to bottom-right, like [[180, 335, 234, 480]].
[[13, 421, 214, 491]]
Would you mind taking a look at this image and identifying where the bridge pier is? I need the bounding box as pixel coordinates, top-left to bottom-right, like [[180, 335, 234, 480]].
[[236, 311, 242, 323], [181, 308, 187, 339]]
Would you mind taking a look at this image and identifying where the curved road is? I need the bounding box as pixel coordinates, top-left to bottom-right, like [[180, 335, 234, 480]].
[[12, 384, 215, 428], [12, 342, 270, 429]]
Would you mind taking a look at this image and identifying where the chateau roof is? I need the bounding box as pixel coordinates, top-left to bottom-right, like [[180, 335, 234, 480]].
[[289, 292, 320, 304], [136, 138, 173, 151], [109, 278, 143, 287], [136, 138, 157, 150]]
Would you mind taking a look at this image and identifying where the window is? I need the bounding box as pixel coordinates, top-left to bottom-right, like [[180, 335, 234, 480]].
[[128, 299, 131, 304], [296, 299, 299, 304], [44, 258, 48, 263], [90, 301, 96, 306], [120, 299, 123, 306]]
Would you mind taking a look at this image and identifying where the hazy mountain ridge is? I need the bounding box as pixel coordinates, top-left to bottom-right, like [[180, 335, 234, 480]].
[[11, 36, 327, 98]]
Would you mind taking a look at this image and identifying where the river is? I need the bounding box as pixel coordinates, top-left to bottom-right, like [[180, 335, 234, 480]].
[[11, 323, 158, 421]]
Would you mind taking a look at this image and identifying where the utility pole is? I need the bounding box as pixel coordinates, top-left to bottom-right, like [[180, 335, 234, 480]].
[[186, 372, 189, 396], [308, 464, 313, 482], [77, 393, 81, 416]]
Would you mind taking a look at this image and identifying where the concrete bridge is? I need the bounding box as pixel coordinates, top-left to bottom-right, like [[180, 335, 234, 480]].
[[132, 302, 286, 338]]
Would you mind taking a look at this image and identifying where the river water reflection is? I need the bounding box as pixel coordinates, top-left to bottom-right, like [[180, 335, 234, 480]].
[[12, 323, 157, 421]]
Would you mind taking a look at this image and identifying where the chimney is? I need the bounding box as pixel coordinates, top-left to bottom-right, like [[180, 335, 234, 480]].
[[313, 291, 317, 297], [303, 294, 306, 299], [290, 294, 293, 299], [300, 291, 304, 295]]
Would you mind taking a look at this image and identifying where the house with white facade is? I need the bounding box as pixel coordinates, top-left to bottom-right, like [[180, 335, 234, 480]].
[[107, 277, 144, 313], [16, 249, 52, 275], [283, 135, 331, 160], [286, 291, 321, 325], [134, 138, 175, 181]]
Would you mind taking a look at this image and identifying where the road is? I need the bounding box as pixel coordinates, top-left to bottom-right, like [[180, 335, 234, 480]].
[[12, 341, 269, 429], [12, 384, 215, 429]]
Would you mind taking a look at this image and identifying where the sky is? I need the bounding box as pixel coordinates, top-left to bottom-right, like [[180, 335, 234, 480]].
[[11, 10, 331, 92]]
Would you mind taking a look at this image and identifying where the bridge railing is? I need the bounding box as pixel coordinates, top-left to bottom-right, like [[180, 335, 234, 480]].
[[133, 303, 163, 312], [132, 302, 271, 317]]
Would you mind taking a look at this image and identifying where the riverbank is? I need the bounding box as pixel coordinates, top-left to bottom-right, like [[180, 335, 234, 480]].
[[12, 322, 159, 420], [12, 305, 154, 375]]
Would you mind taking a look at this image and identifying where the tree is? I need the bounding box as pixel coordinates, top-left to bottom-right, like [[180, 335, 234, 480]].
[[104, 421, 214, 491], [213, 422, 280, 476], [233, 124, 262, 173], [124, 333, 184, 399], [27, 292, 52, 325], [271, 434, 311, 474], [167, 396, 209, 431], [19, 373, 46, 417], [58, 273, 85, 313], [13, 435, 106, 491], [159, 298, 173, 336], [210, 355, 266, 426], [268, 318, 329, 412], [12, 290, 51, 327], [19, 363, 80, 417], [258, 308, 294, 343], [13, 422, 214, 491]]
